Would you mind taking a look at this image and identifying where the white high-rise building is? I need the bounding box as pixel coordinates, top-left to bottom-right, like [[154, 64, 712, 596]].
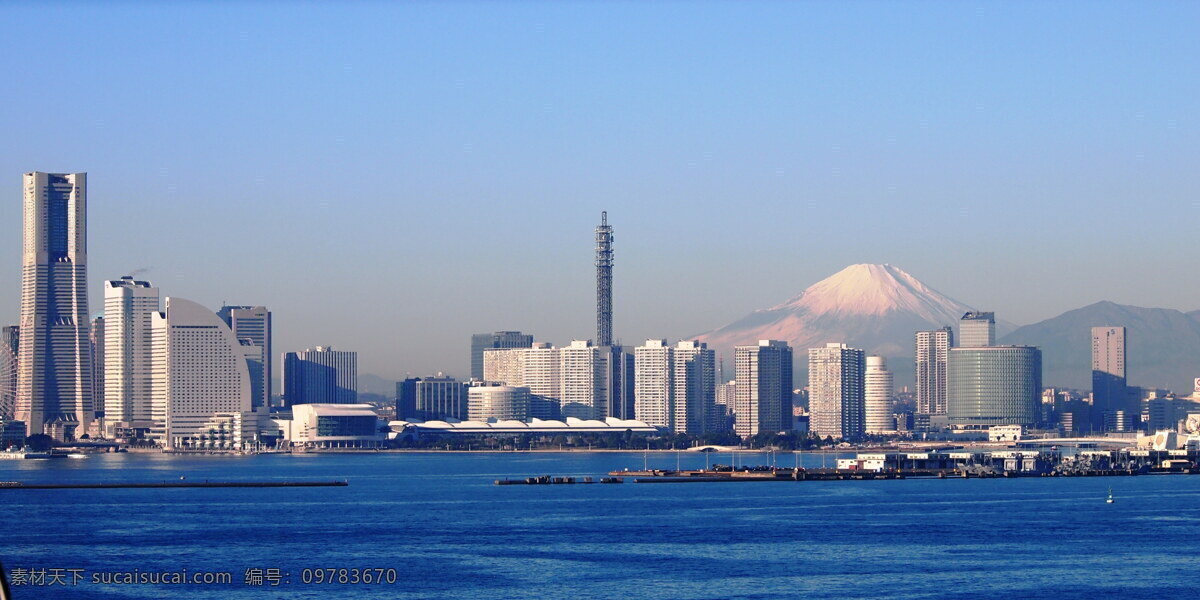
[[634, 339, 715, 433], [560, 340, 604, 419], [483, 342, 561, 419], [16, 172, 94, 440], [634, 340, 673, 428], [915, 327, 953, 415], [864, 356, 894, 434], [808, 343, 865, 440], [103, 276, 161, 437], [151, 297, 252, 449], [734, 340, 793, 437], [672, 340, 714, 435], [483, 347, 527, 386]]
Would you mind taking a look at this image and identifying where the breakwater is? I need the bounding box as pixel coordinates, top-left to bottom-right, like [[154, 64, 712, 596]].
[[0, 480, 349, 490]]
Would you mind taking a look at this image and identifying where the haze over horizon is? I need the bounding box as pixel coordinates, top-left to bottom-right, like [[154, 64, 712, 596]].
[[2, 2, 1198, 380]]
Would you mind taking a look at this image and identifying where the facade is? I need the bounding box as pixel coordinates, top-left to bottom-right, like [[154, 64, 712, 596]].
[[808, 343, 866, 440], [103, 277, 161, 437], [1092, 326, 1129, 432], [947, 346, 1042, 427], [281, 346, 357, 406], [151, 297, 253, 449], [712, 380, 736, 432], [288, 403, 381, 448], [958, 312, 995, 348], [396, 376, 467, 421], [864, 356, 894, 434], [470, 331, 533, 380], [16, 172, 95, 440], [467, 384, 531, 421], [217, 306, 272, 409], [733, 340, 793, 437], [915, 326, 953, 415]]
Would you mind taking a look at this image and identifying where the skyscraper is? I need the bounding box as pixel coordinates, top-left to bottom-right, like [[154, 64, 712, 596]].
[[598, 345, 635, 421], [16, 172, 94, 440], [103, 276, 161, 437], [947, 346, 1041, 426], [864, 356, 894, 434], [470, 331, 534, 380], [151, 297, 253, 449], [595, 212, 613, 347], [958, 312, 996, 347], [217, 305, 272, 409], [671, 340, 715, 434], [808, 343, 865, 440], [915, 326, 953, 415], [90, 316, 104, 433], [733, 340, 793, 437], [0, 326, 18, 420], [281, 347, 358, 406], [1091, 326, 1128, 431], [559, 340, 605, 419], [634, 339, 672, 429]]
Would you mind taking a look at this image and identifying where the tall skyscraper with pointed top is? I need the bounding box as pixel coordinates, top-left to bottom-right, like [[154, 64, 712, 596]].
[[595, 211, 613, 347], [16, 172, 94, 440]]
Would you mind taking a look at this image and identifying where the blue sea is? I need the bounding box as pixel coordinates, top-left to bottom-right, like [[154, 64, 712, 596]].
[[2, 451, 1200, 599]]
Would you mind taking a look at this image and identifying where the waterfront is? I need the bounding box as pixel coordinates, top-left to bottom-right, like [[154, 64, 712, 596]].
[[3, 452, 1200, 599]]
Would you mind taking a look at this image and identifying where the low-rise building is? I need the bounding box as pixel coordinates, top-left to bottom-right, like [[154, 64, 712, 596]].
[[288, 403, 382, 448]]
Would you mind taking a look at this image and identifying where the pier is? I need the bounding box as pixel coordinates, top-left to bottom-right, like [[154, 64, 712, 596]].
[[495, 476, 623, 485]]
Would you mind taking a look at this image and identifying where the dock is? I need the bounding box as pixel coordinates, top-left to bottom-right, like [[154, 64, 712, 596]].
[[603, 447, 1200, 483], [0, 480, 349, 490]]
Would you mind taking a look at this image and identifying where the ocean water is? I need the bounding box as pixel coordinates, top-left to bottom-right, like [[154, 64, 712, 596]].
[[2, 451, 1200, 599]]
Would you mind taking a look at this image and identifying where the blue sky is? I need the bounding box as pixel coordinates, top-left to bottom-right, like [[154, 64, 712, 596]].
[[1, 1, 1197, 380]]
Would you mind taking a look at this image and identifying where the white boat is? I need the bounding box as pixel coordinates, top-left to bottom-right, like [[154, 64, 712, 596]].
[[0, 448, 54, 460], [67, 453, 88, 459], [1106, 488, 1115, 504]]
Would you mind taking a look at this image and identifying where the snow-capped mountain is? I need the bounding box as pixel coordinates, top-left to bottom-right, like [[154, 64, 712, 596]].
[[698, 264, 977, 362]]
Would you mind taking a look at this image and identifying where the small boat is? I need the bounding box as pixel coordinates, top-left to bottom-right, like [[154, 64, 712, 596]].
[[1106, 488, 1115, 504]]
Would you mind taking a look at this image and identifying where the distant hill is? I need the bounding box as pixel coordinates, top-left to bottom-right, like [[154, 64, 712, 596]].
[[999, 301, 1200, 393], [358, 373, 397, 398]]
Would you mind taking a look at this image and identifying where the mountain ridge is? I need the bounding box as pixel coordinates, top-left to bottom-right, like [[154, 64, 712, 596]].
[[999, 301, 1200, 393]]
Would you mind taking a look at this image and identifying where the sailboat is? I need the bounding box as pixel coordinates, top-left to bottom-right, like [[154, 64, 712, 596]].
[[1106, 488, 1115, 504]]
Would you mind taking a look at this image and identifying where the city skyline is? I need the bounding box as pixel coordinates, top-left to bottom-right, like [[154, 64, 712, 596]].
[[3, 3, 1199, 380]]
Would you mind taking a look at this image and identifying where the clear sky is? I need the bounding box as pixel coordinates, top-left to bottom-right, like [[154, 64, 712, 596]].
[[1, 1, 1197, 381]]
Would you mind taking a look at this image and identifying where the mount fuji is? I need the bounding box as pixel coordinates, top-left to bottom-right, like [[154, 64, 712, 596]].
[[697, 264, 1005, 383]]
